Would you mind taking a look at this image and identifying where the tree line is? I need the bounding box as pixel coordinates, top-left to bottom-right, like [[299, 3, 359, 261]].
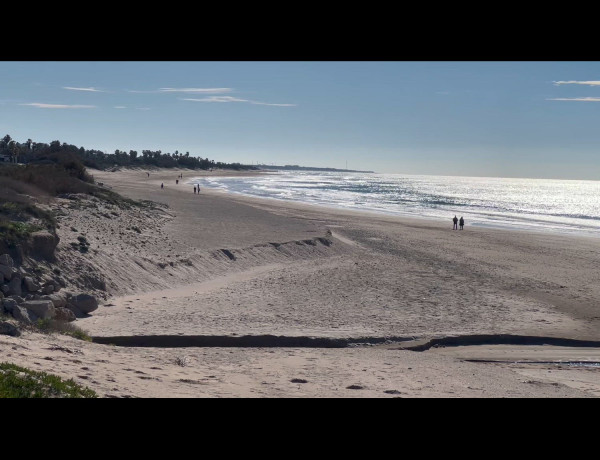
[[0, 135, 254, 171]]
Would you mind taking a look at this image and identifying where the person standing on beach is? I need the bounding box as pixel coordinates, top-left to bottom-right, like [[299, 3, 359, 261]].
[[147, 172, 149, 178], [459, 216, 464, 230], [194, 186, 197, 194], [453, 215, 458, 230], [161, 183, 164, 189], [176, 179, 179, 185]]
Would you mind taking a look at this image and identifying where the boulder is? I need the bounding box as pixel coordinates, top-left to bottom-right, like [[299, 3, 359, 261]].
[[10, 304, 36, 324], [65, 304, 86, 318], [7, 277, 22, 296], [23, 276, 40, 292], [29, 231, 59, 261], [42, 284, 54, 295], [0, 264, 12, 281], [2, 298, 18, 313], [0, 321, 20, 337], [1, 284, 9, 294], [0, 254, 13, 267], [0, 291, 3, 300], [54, 307, 76, 322], [69, 294, 98, 314], [41, 293, 67, 308], [22, 300, 55, 319], [8, 295, 24, 304]]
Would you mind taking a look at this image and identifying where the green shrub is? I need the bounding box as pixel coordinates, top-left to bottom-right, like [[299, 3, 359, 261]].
[[34, 319, 92, 342], [0, 362, 97, 398]]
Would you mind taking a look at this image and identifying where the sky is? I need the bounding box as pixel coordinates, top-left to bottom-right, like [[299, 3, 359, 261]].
[[1, 61, 600, 179]]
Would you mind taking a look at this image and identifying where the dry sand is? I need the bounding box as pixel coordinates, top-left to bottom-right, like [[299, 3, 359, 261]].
[[3, 167, 600, 398]]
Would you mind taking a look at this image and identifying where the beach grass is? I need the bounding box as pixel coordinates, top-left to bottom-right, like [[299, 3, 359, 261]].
[[0, 362, 97, 398]]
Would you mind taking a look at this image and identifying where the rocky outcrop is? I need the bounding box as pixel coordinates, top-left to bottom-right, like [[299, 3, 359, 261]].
[[0, 253, 100, 326], [10, 304, 36, 324], [0, 254, 13, 267], [68, 294, 98, 314], [22, 300, 55, 319], [0, 321, 20, 337], [54, 307, 76, 322], [0, 264, 12, 280], [7, 276, 22, 296], [23, 276, 40, 293], [41, 293, 67, 308], [28, 231, 59, 261]]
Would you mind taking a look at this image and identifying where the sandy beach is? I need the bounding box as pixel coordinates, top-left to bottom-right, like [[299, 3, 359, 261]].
[[3, 167, 600, 398]]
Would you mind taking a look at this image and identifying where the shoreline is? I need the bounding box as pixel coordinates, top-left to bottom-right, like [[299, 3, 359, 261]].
[[185, 171, 600, 241]]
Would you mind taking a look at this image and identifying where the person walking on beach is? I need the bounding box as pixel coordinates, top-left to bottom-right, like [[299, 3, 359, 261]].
[[453, 215, 458, 230], [459, 216, 464, 230], [176, 179, 179, 185], [161, 183, 164, 189], [147, 172, 150, 178], [193, 186, 197, 194]]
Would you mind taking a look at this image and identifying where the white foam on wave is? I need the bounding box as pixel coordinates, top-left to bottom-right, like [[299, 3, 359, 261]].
[[193, 171, 600, 238]]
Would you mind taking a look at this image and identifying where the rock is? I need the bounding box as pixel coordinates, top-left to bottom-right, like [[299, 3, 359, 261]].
[[0, 321, 20, 337], [2, 298, 18, 313], [23, 276, 40, 292], [54, 307, 76, 322], [10, 304, 36, 324], [42, 284, 54, 295], [69, 294, 98, 314], [0, 291, 3, 300], [65, 304, 84, 318], [0, 254, 13, 267], [8, 295, 24, 304], [29, 231, 59, 261], [22, 300, 55, 319], [1, 284, 9, 294], [0, 264, 12, 281], [40, 294, 66, 308], [7, 277, 22, 296]]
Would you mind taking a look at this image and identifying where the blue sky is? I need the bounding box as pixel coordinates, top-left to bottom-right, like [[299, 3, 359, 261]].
[[1, 61, 600, 179]]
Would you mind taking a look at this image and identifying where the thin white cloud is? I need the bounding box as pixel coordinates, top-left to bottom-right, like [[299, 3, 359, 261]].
[[62, 86, 107, 92], [181, 96, 296, 107], [127, 87, 232, 94], [159, 87, 232, 94], [547, 97, 600, 101], [182, 96, 249, 103], [553, 81, 600, 86], [114, 106, 127, 109], [20, 103, 96, 109]]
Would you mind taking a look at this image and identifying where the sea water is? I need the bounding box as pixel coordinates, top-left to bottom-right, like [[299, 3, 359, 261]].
[[193, 171, 600, 238]]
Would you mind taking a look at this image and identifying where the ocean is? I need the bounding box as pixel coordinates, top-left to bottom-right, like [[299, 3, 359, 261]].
[[192, 171, 600, 238]]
